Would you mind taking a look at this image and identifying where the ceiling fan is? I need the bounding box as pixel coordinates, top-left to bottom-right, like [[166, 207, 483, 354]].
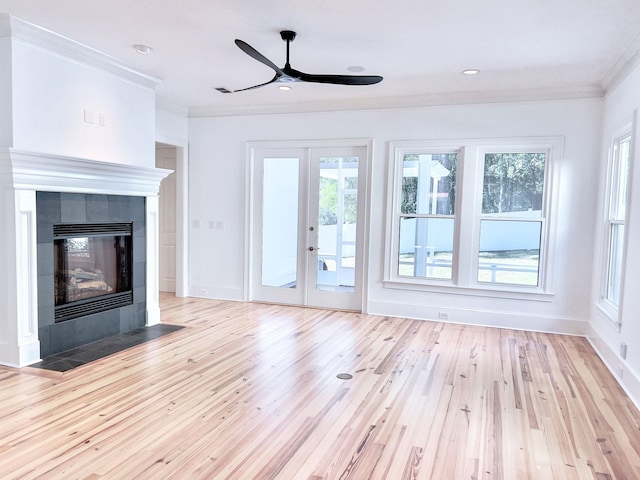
[[229, 30, 383, 93]]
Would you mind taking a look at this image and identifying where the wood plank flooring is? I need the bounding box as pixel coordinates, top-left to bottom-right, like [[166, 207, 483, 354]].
[[1, 294, 639, 479]]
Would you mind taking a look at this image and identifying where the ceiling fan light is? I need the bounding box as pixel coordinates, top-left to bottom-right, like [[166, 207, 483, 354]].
[[278, 85, 292, 91], [132, 44, 153, 55]]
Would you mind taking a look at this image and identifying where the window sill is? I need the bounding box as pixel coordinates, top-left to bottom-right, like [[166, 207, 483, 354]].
[[595, 302, 621, 333], [383, 279, 554, 302]]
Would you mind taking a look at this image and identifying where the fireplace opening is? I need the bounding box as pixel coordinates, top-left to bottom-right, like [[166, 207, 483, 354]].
[[54, 223, 133, 322]]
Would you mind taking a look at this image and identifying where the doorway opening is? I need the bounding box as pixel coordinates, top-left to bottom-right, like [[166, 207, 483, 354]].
[[155, 141, 187, 297]]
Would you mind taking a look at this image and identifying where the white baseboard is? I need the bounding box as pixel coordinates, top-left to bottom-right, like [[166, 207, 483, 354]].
[[189, 285, 244, 302], [587, 325, 640, 411], [0, 339, 41, 368], [367, 300, 588, 335], [146, 304, 161, 326]]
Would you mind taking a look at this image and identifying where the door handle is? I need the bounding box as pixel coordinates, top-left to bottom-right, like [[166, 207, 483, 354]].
[[308, 246, 318, 252]]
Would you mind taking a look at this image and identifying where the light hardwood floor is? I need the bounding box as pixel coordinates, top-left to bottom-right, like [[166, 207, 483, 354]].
[[1, 294, 639, 479]]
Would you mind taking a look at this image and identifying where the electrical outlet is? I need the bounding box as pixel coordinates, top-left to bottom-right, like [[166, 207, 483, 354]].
[[620, 342, 628, 359], [199, 288, 207, 295], [438, 311, 449, 320]]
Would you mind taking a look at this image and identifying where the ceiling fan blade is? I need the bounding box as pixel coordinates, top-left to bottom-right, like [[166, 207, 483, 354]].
[[233, 76, 278, 93], [297, 72, 383, 86], [233, 32, 383, 92], [234, 39, 284, 75]]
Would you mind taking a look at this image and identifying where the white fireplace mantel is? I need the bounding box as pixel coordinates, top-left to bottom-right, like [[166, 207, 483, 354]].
[[0, 148, 172, 367], [5, 149, 171, 195]]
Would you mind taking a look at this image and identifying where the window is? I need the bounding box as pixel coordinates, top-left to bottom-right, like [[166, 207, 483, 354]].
[[398, 152, 458, 280], [478, 152, 546, 287], [602, 131, 631, 313], [386, 139, 558, 296]]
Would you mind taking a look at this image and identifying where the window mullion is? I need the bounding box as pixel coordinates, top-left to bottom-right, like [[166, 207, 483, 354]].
[[455, 146, 480, 287]]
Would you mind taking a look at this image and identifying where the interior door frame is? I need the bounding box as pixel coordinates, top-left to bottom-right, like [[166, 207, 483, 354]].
[[155, 138, 188, 298], [245, 138, 372, 312], [156, 144, 177, 293]]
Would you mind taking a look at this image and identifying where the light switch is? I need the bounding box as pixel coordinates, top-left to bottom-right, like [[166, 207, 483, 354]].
[[84, 109, 95, 124]]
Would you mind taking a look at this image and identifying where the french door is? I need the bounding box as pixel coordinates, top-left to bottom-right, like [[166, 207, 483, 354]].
[[250, 144, 367, 311]]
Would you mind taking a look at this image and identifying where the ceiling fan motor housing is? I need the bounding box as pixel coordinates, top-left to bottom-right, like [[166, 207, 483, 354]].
[[280, 30, 297, 42]]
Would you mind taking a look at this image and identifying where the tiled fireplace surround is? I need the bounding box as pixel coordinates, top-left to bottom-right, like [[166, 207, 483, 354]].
[[0, 149, 171, 367], [36, 192, 146, 358]]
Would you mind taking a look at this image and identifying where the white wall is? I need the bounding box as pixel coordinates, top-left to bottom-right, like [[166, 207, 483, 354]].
[[10, 39, 156, 166], [0, 36, 12, 147], [155, 103, 189, 297], [188, 98, 602, 334], [589, 61, 640, 406], [156, 103, 189, 145], [188, 117, 247, 299]]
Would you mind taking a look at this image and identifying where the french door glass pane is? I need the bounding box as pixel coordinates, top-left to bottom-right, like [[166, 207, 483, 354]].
[[607, 224, 624, 306], [477, 220, 541, 286], [482, 153, 545, 216], [317, 157, 358, 293], [261, 157, 299, 288], [402, 153, 457, 215], [398, 217, 454, 279]]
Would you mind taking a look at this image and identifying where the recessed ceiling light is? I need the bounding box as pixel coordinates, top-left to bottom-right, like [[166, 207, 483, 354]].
[[347, 66, 365, 73], [462, 69, 480, 75], [132, 44, 153, 55], [278, 85, 292, 91]]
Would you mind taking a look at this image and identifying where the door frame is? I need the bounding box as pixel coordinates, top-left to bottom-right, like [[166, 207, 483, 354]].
[[155, 137, 189, 298], [245, 138, 372, 312], [156, 144, 178, 293]]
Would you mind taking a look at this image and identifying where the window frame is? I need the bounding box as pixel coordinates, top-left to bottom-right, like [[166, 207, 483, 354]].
[[474, 147, 550, 291], [598, 125, 633, 326], [385, 138, 561, 300], [385, 144, 463, 288]]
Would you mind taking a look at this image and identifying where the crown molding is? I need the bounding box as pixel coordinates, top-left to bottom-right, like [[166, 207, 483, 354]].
[[601, 31, 640, 94], [188, 84, 604, 118], [0, 14, 161, 90], [156, 97, 189, 116]]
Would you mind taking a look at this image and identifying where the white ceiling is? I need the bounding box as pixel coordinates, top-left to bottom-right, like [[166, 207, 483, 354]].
[[2, 0, 640, 115]]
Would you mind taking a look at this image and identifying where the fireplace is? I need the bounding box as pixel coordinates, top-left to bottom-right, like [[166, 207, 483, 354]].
[[36, 192, 148, 358], [0, 149, 171, 367], [54, 223, 133, 322]]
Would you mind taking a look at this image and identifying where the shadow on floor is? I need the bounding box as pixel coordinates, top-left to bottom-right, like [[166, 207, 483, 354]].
[[30, 324, 184, 372]]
